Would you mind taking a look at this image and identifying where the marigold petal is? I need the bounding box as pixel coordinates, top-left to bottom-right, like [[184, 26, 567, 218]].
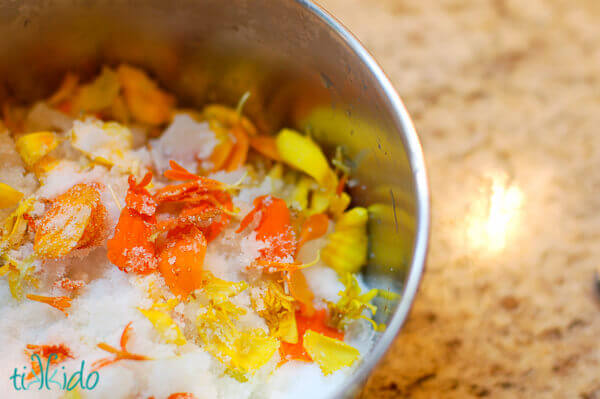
[[15, 132, 59, 168], [158, 227, 206, 298], [303, 330, 359, 375], [0, 183, 24, 209]]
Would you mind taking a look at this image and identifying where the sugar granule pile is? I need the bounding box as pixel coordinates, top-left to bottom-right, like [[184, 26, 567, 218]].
[[0, 65, 385, 399]]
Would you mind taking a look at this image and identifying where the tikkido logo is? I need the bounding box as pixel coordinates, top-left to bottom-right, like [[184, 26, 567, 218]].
[[10, 354, 99, 392]]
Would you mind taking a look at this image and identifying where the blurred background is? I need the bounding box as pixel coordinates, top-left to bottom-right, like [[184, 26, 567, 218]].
[[317, 0, 600, 398]]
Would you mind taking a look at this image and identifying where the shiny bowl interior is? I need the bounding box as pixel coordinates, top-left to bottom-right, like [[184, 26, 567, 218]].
[[0, 0, 429, 397]]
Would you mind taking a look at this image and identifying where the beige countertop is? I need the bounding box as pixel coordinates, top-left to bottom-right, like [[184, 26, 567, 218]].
[[319, 0, 600, 397]]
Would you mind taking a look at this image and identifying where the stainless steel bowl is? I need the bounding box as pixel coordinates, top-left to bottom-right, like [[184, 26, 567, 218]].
[[0, 0, 429, 397]]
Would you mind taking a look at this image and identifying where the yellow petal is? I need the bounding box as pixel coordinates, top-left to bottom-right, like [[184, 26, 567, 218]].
[[60, 386, 83, 399], [328, 192, 351, 220], [33, 156, 60, 180], [275, 129, 336, 190], [267, 163, 284, 180], [108, 94, 130, 124], [2, 255, 38, 301], [321, 207, 368, 273], [203, 104, 257, 136], [0, 183, 23, 209], [72, 66, 120, 113], [335, 207, 368, 230], [15, 132, 59, 168], [290, 176, 313, 211], [202, 272, 248, 303], [230, 330, 279, 373], [139, 307, 186, 346], [308, 190, 331, 215], [196, 274, 281, 377], [277, 311, 298, 344], [34, 205, 91, 258], [1, 197, 34, 251], [152, 298, 180, 311], [7, 265, 24, 300], [303, 330, 359, 375]]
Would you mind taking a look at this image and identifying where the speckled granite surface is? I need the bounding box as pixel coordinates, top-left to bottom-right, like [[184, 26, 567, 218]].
[[319, 0, 600, 397]]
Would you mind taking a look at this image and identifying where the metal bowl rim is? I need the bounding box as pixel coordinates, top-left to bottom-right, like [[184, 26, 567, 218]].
[[296, 1, 430, 396]]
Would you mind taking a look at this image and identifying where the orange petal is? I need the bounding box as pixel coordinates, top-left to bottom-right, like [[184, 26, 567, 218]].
[[236, 203, 262, 233], [296, 213, 329, 254], [255, 200, 296, 261], [224, 125, 249, 172], [286, 271, 315, 316], [164, 160, 200, 181], [34, 183, 107, 258], [120, 321, 134, 350], [76, 195, 109, 250], [209, 139, 235, 172], [25, 343, 73, 380], [158, 227, 207, 298], [107, 208, 157, 274], [168, 394, 197, 399], [253, 196, 291, 240], [181, 202, 230, 243], [47, 73, 79, 106], [249, 135, 281, 161], [25, 343, 74, 360], [91, 357, 118, 371], [26, 295, 72, 316], [117, 64, 174, 125], [93, 322, 150, 371], [125, 173, 157, 217], [54, 278, 85, 291], [237, 195, 296, 261], [155, 163, 223, 204]]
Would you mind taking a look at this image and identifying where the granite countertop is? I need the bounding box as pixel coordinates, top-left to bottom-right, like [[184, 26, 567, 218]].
[[319, 0, 600, 397]]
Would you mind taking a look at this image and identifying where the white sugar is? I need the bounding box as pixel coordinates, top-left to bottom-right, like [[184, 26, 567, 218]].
[[150, 114, 217, 173], [0, 115, 377, 399]]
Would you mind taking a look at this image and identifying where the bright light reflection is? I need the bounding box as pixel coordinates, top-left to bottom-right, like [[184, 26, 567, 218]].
[[467, 173, 524, 253]]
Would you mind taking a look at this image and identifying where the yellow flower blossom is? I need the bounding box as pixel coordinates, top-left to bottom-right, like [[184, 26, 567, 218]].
[[252, 281, 298, 344], [326, 273, 384, 332], [196, 273, 278, 379]]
